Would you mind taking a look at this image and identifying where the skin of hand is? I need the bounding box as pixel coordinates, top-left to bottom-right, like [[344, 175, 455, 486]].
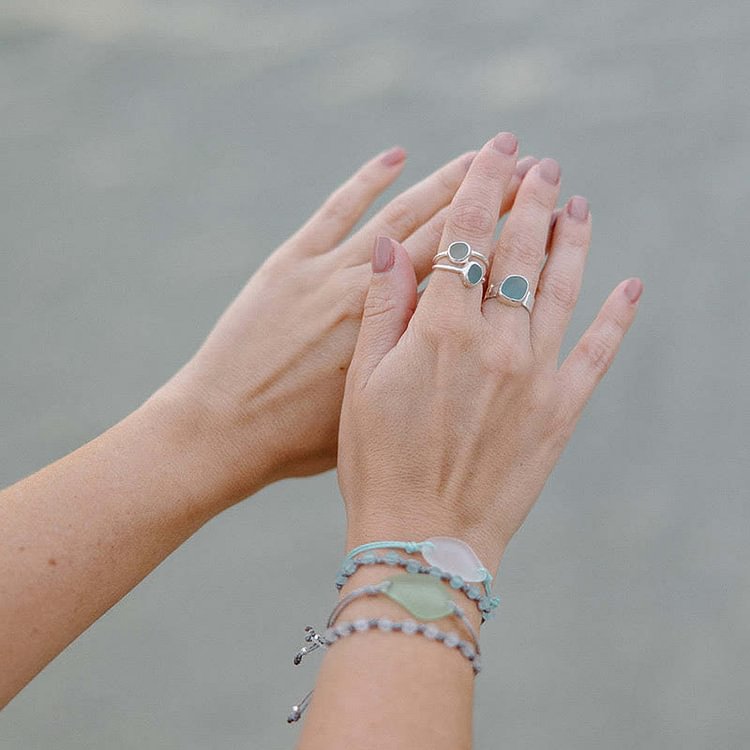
[[0, 147, 535, 708], [298, 132, 642, 750], [156, 147, 537, 513]]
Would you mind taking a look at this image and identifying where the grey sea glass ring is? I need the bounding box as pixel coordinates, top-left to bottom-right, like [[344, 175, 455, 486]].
[[432, 241, 489, 268]]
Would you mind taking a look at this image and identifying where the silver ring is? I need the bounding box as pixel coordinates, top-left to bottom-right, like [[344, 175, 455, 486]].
[[485, 275, 534, 313], [431, 240, 489, 267], [432, 262, 486, 288], [431, 241, 487, 288]]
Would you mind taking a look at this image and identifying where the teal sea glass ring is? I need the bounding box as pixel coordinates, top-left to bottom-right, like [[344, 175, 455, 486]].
[[485, 274, 534, 313], [432, 261, 486, 288]]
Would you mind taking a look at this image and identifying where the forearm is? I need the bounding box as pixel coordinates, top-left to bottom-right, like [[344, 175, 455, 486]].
[[0, 388, 268, 707]]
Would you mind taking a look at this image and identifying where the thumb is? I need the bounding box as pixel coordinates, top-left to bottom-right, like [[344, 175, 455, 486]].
[[351, 235, 417, 384]]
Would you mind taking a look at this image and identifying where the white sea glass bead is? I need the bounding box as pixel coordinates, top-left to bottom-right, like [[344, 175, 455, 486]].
[[421, 537, 486, 582]]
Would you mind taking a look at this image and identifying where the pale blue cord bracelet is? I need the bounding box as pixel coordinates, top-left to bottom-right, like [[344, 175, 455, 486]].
[[338, 537, 499, 614]]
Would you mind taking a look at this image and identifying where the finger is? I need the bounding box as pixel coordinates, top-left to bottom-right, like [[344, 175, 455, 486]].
[[350, 236, 418, 384], [290, 147, 407, 255], [418, 131, 519, 318], [531, 196, 592, 364], [484, 158, 561, 324], [403, 156, 539, 281], [338, 151, 477, 265], [559, 277, 643, 416]]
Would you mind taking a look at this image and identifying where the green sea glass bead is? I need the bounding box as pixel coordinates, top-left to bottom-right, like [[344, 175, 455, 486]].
[[385, 573, 454, 621]]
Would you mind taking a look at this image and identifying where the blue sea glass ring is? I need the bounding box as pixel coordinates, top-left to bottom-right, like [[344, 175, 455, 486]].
[[485, 274, 534, 313]]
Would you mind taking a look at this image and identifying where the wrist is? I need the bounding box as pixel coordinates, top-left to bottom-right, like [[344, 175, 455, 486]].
[[140, 378, 276, 517]]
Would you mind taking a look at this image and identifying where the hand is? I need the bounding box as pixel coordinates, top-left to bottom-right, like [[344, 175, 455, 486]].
[[152, 146, 537, 511], [338, 132, 642, 574]]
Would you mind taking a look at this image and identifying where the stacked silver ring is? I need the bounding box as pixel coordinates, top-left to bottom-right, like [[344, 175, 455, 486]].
[[431, 241, 488, 288]]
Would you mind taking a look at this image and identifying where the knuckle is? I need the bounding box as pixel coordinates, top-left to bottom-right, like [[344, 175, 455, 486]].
[[418, 312, 475, 349], [362, 292, 399, 322], [479, 343, 533, 378], [435, 163, 460, 194], [320, 191, 352, 224], [540, 273, 578, 310], [504, 225, 544, 267], [579, 330, 616, 375], [383, 198, 418, 233], [449, 202, 496, 238], [558, 221, 590, 250], [524, 186, 556, 213]]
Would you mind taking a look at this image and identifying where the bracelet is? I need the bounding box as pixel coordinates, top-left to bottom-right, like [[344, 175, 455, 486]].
[[326, 575, 481, 652], [340, 536, 497, 605], [335, 552, 500, 619], [288, 617, 481, 722], [325, 618, 481, 674]]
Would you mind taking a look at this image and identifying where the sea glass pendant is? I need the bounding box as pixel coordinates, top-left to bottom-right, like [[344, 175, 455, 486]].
[[421, 537, 486, 582], [385, 573, 454, 620]]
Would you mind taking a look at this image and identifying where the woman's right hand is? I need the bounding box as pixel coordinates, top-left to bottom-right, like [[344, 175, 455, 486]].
[[338, 131, 642, 575]]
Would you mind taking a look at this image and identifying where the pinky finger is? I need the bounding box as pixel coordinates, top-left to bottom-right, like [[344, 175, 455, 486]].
[[559, 278, 643, 415]]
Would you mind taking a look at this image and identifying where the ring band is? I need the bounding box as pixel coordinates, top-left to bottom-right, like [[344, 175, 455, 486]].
[[485, 275, 534, 313]]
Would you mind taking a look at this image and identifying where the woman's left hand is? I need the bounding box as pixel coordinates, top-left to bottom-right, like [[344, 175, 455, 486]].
[[153, 147, 535, 511]]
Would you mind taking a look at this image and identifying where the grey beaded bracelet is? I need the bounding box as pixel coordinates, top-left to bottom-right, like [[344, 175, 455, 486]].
[[287, 617, 481, 723], [335, 552, 499, 619], [325, 617, 482, 675]]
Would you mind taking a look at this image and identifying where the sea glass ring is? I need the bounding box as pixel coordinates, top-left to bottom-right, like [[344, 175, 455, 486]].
[[485, 274, 534, 313]]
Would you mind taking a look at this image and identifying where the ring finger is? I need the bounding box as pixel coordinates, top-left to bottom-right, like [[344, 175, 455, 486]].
[[483, 158, 561, 326]]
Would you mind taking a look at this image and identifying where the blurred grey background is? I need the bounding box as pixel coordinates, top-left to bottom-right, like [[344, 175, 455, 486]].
[[1, 1, 749, 748]]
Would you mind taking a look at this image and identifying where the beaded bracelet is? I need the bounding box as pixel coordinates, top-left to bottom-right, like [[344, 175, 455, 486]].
[[342, 536, 496, 601], [288, 618, 481, 722], [335, 552, 500, 619], [325, 618, 481, 673], [326, 576, 481, 652]]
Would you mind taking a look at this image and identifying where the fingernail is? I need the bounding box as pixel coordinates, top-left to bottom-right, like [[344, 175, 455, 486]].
[[567, 195, 589, 221], [515, 156, 538, 179], [372, 235, 395, 273], [381, 146, 406, 167], [462, 151, 478, 171], [492, 132, 518, 155], [624, 278, 643, 303], [539, 157, 561, 185]]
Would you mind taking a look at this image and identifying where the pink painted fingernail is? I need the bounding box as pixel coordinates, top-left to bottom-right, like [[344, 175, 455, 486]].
[[539, 158, 561, 185], [381, 146, 406, 167], [567, 195, 589, 221], [624, 278, 643, 303], [492, 132, 518, 155], [515, 156, 538, 179], [372, 235, 395, 273]]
